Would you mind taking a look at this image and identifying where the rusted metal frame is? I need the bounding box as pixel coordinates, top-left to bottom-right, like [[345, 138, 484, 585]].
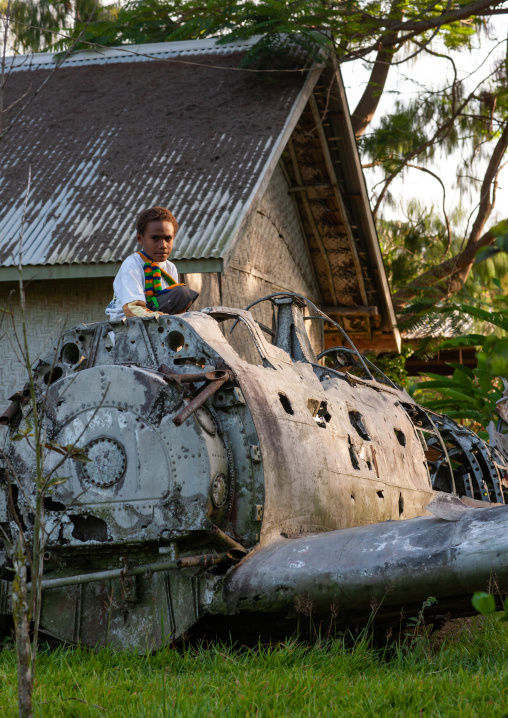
[[287, 137, 338, 306], [308, 93, 372, 340], [87, 324, 103, 368], [408, 406, 457, 496], [29, 550, 246, 592], [138, 319, 158, 366], [158, 364, 223, 385], [0, 395, 22, 426], [435, 417, 504, 503], [201, 307, 274, 367], [208, 524, 247, 554], [317, 346, 398, 389], [0, 388, 31, 425], [208, 408, 236, 519], [172, 370, 232, 426], [238, 292, 374, 380]]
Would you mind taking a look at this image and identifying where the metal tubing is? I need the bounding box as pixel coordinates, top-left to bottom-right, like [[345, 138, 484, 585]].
[[0, 401, 21, 426], [158, 364, 226, 384], [172, 371, 231, 426], [208, 524, 248, 555], [0, 389, 29, 425], [36, 550, 242, 592]]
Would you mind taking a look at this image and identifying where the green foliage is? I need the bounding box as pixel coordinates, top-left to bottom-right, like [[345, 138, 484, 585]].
[[4, 0, 105, 53], [53, 0, 184, 51], [472, 591, 496, 616], [9, 0, 495, 63], [410, 300, 508, 434], [53, 0, 333, 65], [472, 592, 508, 623], [0, 620, 506, 716], [379, 204, 508, 309], [366, 345, 414, 387]]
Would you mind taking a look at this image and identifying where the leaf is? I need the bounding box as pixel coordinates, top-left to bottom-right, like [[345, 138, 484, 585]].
[[423, 596, 437, 607], [71, 453, 93, 463], [447, 363, 475, 380], [442, 410, 484, 421], [438, 335, 486, 350], [416, 386, 478, 406], [499, 599, 508, 622], [413, 379, 462, 391], [44, 443, 91, 462], [46, 476, 70, 488], [452, 369, 473, 389], [471, 592, 496, 616], [44, 442, 68, 456], [462, 306, 508, 332], [11, 434, 24, 442], [419, 372, 464, 381]]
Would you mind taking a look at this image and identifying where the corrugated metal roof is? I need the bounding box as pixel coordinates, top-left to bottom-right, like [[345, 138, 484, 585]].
[[0, 38, 312, 269]]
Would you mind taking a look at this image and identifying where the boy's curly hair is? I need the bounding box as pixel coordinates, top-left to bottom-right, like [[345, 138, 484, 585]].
[[136, 206, 179, 236]]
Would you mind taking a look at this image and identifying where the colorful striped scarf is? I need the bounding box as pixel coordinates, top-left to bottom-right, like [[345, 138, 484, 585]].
[[137, 251, 184, 310]]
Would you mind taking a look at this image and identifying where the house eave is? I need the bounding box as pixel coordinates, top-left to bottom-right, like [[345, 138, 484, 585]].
[[330, 58, 400, 351], [0, 258, 223, 283]]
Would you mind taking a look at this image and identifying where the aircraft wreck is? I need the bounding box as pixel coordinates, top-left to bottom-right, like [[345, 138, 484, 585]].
[[0, 293, 507, 649]]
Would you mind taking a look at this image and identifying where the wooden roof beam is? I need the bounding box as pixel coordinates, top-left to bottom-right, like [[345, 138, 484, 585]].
[[308, 94, 370, 315], [287, 138, 338, 306], [323, 306, 379, 317]]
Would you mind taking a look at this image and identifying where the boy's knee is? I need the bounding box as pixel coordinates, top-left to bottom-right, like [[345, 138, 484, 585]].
[[148, 286, 199, 315]]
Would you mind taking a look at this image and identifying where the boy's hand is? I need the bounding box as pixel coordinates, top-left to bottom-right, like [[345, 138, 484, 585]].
[[124, 301, 167, 319]]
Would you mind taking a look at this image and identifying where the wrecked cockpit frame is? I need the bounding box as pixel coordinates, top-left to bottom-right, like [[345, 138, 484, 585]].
[[0, 293, 507, 649]]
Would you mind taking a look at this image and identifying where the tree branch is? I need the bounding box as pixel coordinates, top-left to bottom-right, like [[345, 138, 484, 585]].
[[351, 32, 399, 138], [380, 0, 505, 35], [392, 223, 502, 310], [406, 163, 452, 253], [467, 121, 508, 247]]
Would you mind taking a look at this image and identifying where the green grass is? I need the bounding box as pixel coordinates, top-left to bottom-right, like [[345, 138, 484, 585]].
[[0, 617, 507, 717]]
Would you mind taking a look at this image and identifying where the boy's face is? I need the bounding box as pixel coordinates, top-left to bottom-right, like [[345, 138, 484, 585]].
[[137, 220, 175, 262]]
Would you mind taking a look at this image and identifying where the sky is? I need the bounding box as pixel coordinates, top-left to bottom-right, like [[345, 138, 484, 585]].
[[341, 18, 508, 233]]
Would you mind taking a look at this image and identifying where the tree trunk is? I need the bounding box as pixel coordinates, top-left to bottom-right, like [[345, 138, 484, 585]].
[[351, 34, 398, 139], [467, 122, 508, 247], [392, 225, 501, 310], [12, 539, 33, 718]]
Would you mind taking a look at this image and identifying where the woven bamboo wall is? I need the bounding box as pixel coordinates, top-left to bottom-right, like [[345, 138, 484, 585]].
[[0, 278, 112, 411]]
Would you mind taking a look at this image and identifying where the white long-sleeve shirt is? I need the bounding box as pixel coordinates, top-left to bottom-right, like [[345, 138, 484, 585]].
[[105, 253, 179, 321]]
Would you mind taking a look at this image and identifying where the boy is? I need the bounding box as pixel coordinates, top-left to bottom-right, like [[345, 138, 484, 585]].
[[106, 206, 198, 321]]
